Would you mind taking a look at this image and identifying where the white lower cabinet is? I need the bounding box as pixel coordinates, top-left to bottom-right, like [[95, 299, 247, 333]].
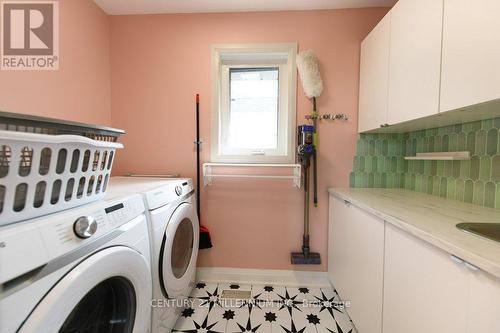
[[467, 269, 500, 333], [328, 196, 384, 333], [383, 223, 469, 333], [328, 194, 500, 333], [383, 223, 500, 333]]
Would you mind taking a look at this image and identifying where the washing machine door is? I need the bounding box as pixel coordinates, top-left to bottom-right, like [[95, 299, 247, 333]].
[[160, 201, 199, 298], [19, 246, 151, 333]]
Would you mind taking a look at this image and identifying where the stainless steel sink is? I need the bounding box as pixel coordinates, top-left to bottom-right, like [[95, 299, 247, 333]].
[[457, 223, 500, 243]]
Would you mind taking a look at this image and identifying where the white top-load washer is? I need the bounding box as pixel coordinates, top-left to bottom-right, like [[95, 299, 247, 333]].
[[107, 177, 199, 333], [0, 193, 152, 333]]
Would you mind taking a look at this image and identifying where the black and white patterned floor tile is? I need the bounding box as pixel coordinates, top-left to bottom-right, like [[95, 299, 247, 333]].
[[252, 285, 287, 301], [218, 282, 253, 291], [173, 282, 356, 333]]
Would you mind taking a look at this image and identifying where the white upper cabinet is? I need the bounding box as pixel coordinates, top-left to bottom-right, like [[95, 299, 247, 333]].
[[440, 0, 500, 112], [358, 13, 391, 132], [387, 0, 444, 125], [358, 0, 500, 133]]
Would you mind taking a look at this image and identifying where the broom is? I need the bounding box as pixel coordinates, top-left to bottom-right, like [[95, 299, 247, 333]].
[[195, 94, 213, 249]]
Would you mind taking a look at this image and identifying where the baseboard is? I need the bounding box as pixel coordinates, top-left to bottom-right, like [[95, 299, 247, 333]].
[[195, 267, 331, 288]]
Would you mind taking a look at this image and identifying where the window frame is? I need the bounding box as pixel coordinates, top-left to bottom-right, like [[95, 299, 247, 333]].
[[211, 43, 297, 164]]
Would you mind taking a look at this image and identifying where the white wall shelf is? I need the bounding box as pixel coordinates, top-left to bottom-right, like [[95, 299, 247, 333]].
[[203, 163, 301, 188], [404, 152, 470, 161]]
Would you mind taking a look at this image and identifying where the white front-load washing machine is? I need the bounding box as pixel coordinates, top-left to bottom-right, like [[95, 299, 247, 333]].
[[107, 177, 199, 333], [0, 193, 152, 333]]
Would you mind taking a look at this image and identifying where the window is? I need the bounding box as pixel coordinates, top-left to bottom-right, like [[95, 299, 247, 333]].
[[211, 43, 297, 163]]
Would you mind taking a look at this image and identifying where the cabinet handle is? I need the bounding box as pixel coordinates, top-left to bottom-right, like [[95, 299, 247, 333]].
[[464, 262, 479, 272], [450, 255, 464, 265], [450, 255, 480, 272]]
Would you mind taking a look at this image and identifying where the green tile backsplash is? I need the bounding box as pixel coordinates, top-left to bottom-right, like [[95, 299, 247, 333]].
[[350, 117, 500, 209]]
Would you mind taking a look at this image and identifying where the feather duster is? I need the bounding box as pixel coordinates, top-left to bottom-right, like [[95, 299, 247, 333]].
[[296, 50, 323, 99]]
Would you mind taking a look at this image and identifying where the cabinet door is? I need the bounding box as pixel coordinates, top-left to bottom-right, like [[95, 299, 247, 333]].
[[387, 0, 443, 124], [358, 13, 390, 133], [440, 0, 500, 112], [467, 269, 500, 333], [328, 196, 384, 333], [383, 223, 468, 333]]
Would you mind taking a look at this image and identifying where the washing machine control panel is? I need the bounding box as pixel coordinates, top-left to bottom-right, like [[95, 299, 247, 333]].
[[144, 178, 194, 210], [0, 194, 145, 284], [103, 197, 144, 228], [73, 216, 98, 238], [175, 185, 183, 196]]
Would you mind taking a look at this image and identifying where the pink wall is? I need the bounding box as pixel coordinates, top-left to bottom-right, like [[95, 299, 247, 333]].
[[110, 9, 388, 271], [0, 0, 111, 125]]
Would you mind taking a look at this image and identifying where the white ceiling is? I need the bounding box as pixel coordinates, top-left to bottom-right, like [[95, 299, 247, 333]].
[[94, 0, 397, 15]]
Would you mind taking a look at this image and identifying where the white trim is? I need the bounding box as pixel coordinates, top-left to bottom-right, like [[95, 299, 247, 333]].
[[211, 43, 297, 164], [195, 267, 331, 288], [95, 0, 398, 16]]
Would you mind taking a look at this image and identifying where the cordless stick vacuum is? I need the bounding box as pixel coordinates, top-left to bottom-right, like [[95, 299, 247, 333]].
[[291, 50, 323, 265], [291, 125, 320, 264]]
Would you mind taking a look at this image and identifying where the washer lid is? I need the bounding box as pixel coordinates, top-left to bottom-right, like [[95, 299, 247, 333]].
[[18, 246, 152, 333], [160, 202, 199, 297]]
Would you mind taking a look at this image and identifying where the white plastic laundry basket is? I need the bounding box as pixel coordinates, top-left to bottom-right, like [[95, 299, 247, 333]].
[[0, 130, 123, 226]]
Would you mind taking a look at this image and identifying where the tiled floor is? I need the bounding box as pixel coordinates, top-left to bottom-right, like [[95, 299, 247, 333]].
[[173, 282, 356, 333]]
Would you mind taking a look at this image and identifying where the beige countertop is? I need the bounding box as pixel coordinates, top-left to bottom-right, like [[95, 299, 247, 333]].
[[328, 188, 500, 279]]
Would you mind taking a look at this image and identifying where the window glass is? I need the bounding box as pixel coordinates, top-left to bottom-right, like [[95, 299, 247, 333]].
[[228, 68, 279, 150]]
